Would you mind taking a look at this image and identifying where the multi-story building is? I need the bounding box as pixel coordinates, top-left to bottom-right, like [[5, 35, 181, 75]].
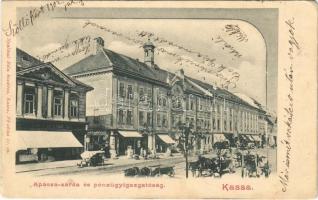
[[63, 37, 267, 157], [16, 48, 93, 163]]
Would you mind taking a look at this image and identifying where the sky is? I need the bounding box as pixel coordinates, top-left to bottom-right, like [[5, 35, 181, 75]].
[[17, 14, 271, 111]]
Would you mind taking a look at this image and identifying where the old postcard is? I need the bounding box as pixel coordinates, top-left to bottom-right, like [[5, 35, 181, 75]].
[[1, 0, 317, 198]]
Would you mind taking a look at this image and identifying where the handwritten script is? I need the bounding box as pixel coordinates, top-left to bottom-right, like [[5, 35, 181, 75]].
[[279, 17, 300, 192], [37, 35, 91, 63], [83, 21, 240, 90], [212, 35, 242, 58], [224, 24, 248, 43], [2, 0, 84, 37]]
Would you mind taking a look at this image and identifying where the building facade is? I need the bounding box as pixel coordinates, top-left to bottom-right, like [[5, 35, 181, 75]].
[[63, 37, 267, 157], [16, 48, 93, 163]]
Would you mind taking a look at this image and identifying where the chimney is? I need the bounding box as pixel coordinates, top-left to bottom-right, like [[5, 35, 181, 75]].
[[92, 37, 104, 55], [143, 39, 155, 68], [176, 68, 185, 80]]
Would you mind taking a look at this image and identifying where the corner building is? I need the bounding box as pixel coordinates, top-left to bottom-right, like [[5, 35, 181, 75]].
[[63, 37, 267, 156]]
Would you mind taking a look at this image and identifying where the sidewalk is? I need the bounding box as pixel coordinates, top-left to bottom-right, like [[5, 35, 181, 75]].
[[15, 153, 185, 173]]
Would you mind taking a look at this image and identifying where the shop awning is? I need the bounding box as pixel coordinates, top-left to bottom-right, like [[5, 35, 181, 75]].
[[118, 131, 143, 138], [250, 135, 261, 141], [16, 131, 83, 150], [213, 134, 227, 143], [158, 134, 175, 144], [241, 135, 252, 142], [87, 131, 107, 136], [246, 135, 255, 141]]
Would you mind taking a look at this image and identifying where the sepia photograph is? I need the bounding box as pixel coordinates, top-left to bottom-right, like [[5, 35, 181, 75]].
[[1, 1, 317, 198], [14, 7, 277, 179]]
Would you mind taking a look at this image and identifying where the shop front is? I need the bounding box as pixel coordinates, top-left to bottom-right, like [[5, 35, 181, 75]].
[[16, 131, 83, 164], [85, 131, 109, 151], [156, 134, 176, 153], [117, 131, 146, 156]]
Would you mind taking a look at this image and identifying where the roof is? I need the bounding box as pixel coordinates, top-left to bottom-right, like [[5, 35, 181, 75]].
[[62, 43, 266, 112], [16, 48, 43, 71], [16, 48, 93, 91], [143, 39, 155, 48], [233, 92, 266, 112], [63, 48, 170, 84]]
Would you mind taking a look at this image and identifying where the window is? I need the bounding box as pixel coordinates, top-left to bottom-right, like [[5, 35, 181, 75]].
[[53, 90, 63, 116], [191, 118, 194, 127], [162, 114, 167, 127], [157, 114, 161, 127], [163, 98, 167, 107], [190, 100, 194, 110], [139, 111, 144, 126], [146, 112, 151, 126], [119, 82, 125, 98], [127, 85, 133, 99], [213, 119, 216, 130], [70, 99, 78, 117], [217, 119, 220, 130], [54, 98, 62, 116], [177, 98, 182, 108], [147, 89, 152, 102], [24, 87, 35, 114], [178, 116, 182, 126], [118, 110, 124, 124], [217, 105, 220, 114], [158, 97, 162, 106], [230, 121, 232, 131], [224, 120, 227, 131], [139, 88, 144, 101], [127, 110, 133, 125]]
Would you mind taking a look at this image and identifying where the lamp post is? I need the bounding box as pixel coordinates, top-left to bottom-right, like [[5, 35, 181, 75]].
[[178, 121, 193, 178], [84, 124, 88, 151]]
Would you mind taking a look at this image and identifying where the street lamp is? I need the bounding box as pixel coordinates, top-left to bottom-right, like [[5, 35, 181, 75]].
[[178, 121, 193, 178]]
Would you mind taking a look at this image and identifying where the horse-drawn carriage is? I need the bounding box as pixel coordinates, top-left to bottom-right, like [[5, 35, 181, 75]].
[[77, 151, 105, 167], [124, 165, 175, 177], [189, 155, 235, 177], [241, 153, 271, 178]]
